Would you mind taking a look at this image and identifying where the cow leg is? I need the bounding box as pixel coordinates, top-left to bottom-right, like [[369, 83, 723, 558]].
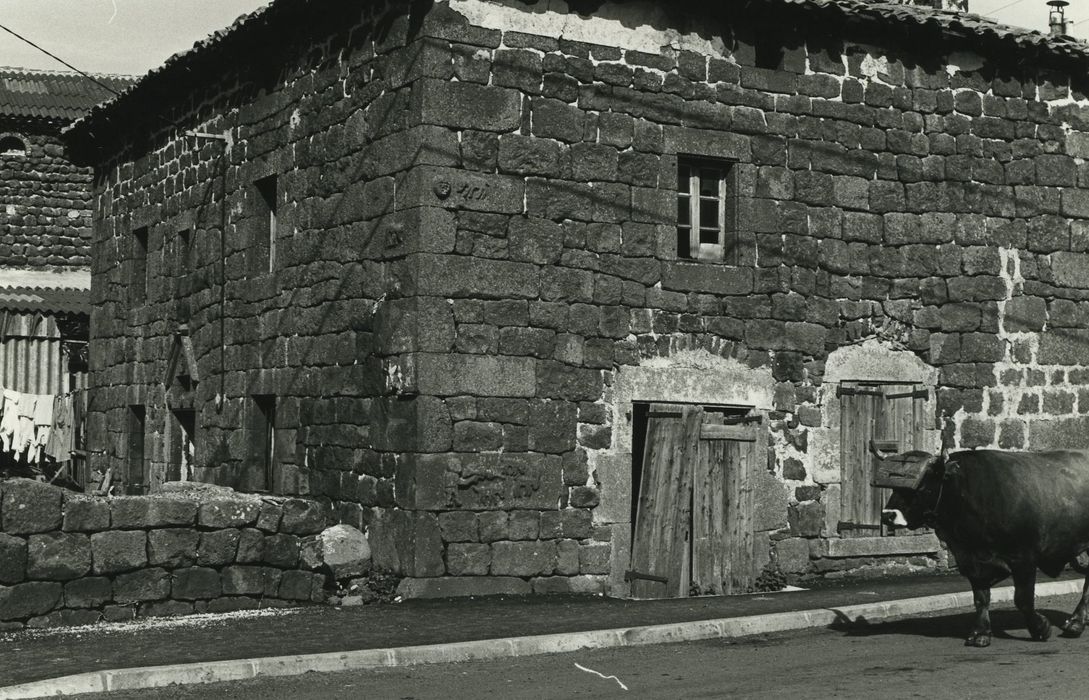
[[1061, 576, 1089, 638], [965, 583, 993, 647], [1012, 565, 1051, 642]]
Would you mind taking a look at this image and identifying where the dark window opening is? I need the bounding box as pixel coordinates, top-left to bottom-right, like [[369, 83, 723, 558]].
[[676, 158, 738, 264], [249, 394, 277, 492], [126, 405, 146, 495], [131, 227, 148, 304], [168, 408, 196, 482], [253, 175, 277, 274], [0, 135, 27, 156], [177, 228, 192, 271]]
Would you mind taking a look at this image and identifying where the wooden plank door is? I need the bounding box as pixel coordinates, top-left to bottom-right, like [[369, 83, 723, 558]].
[[629, 404, 701, 598], [691, 412, 761, 595], [839, 382, 927, 536]]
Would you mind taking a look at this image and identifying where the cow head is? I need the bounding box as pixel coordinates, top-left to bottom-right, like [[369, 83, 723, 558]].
[[869, 441, 953, 530]]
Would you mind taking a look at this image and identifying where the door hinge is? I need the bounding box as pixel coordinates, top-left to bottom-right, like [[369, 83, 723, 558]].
[[625, 570, 669, 584], [886, 388, 928, 400], [721, 414, 763, 426], [837, 521, 883, 534], [836, 385, 884, 398]]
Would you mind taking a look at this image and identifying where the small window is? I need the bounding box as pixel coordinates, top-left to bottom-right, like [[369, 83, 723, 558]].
[[168, 408, 196, 482], [253, 175, 277, 273], [177, 228, 192, 271], [0, 135, 27, 156], [126, 405, 146, 495], [248, 395, 277, 492], [130, 226, 149, 304], [677, 157, 738, 264]]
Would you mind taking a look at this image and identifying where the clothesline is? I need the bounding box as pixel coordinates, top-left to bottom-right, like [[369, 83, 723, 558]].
[[0, 387, 83, 464]]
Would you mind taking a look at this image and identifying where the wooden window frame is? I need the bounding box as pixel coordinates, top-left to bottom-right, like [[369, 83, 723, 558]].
[[676, 156, 739, 264]]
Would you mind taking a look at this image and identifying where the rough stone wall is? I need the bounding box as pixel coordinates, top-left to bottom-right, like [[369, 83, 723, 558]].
[[0, 123, 93, 269], [0, 478, 328, 629], [86, 0, 1089, 596], [385, 0, 1089, 593], [87, 0, 417, 528]]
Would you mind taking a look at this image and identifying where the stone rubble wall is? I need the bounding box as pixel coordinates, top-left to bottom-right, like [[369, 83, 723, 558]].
[[0, 478, 331, 630], [81, 0, 1089, 597], [0, 125, 93, 269]]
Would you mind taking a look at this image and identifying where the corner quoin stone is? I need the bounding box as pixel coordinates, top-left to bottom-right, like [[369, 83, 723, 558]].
[[414, 353, 537, 397], [414, 79, 522, 132]]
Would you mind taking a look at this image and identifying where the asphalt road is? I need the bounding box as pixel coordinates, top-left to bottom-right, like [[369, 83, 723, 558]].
[[96, 592, 1089, 699]]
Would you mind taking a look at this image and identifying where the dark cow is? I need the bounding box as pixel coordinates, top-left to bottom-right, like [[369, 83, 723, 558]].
[[872, 443, 1089, 647]]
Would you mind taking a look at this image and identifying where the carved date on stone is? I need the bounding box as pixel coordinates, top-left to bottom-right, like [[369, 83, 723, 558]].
[[456, 464, 541, 508], [432, 181, 451, 199], [433, 178, 490, 204]]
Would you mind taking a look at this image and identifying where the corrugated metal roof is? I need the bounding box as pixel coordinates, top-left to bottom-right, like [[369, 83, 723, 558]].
[[0, 66, 134, 122], [64, 0, 1089, 152], [0, 286, 90, 315]]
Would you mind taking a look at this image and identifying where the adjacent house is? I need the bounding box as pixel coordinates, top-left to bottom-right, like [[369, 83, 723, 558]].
[[63, 0, 1089, 599], [1, 67, 131, 482]]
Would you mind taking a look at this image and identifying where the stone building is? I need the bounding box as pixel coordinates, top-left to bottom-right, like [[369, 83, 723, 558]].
[[64, 0, 1089, 599], [1, 67, 131, 484]]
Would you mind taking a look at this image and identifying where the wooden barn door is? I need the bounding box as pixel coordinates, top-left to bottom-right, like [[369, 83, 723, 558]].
[[839, 382, 927, 537], [629, 404, 762, 598]]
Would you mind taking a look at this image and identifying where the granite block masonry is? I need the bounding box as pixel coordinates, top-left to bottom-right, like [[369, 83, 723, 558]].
[[62, 0, 1089, 599], [0, 479, 333, 630]]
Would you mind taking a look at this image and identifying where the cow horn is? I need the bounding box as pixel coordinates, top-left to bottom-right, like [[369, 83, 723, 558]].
[[869, 440, 895, 460]]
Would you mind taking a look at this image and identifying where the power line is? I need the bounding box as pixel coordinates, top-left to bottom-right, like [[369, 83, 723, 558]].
[[0, 22, 121, 97], [989, 0, 1033, 16]]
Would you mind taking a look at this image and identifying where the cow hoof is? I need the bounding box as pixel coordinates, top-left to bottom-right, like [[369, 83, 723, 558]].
[[1061, 618, 1084, 638], [1030, 617, 1052, 642], [965, 633, 991, 648]]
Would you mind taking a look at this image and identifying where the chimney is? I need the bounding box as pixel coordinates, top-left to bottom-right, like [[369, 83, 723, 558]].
[[1048, 0, 1069, 36]]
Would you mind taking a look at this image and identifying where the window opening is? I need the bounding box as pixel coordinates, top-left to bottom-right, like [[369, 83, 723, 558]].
[[0, 135, 27, 156], [126, 405, 146, 495], [254, 175, 277, 273], [677, 157, 738, 264], [249, 394, 277, 492], [177, 228, 192, 271], [168, 408, 196, 482], [131, 226, 148, 304]]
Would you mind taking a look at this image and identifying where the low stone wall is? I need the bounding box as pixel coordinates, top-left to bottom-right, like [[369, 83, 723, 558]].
[[0, 478, 332, 630]]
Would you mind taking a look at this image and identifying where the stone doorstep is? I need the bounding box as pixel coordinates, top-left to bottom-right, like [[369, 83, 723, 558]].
[[821, 533, 941, 558]]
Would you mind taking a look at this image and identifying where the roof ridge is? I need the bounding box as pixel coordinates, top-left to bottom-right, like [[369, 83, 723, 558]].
[[0, 65, 137, 81]]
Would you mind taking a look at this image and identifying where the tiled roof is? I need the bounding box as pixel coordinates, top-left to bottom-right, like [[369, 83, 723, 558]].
[[0, 66, 134, 123], [0, 286, 90, 315], [64, 0, 1089, 151]]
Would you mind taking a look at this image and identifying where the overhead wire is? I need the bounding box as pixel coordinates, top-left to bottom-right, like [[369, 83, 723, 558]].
[[0, 21, 121, 96], [988, 0, 1034, 15]]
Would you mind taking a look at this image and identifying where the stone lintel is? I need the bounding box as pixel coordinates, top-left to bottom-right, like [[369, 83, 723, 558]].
[[823, 533, 941, 558]]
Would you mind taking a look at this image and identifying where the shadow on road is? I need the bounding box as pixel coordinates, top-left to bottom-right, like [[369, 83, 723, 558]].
[[827, 607, 1074, 643]]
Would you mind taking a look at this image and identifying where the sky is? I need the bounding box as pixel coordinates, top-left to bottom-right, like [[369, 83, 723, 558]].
[[0, 0, 1086, 78]]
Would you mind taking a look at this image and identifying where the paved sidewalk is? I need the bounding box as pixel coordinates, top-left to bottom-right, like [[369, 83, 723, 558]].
[[0, 572, 1083, 697]]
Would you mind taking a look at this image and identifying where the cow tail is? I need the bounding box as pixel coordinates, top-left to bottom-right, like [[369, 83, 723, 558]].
[[1070, 552, 1089, 574]]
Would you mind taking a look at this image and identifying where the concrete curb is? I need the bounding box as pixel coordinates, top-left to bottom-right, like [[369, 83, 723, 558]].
[[0, 578, 1082, 699]]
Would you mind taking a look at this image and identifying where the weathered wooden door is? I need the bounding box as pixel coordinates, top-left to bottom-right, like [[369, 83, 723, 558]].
[[839, 382, 928, 537], [692, 411, 762, 595], [629, 404, 762, 598]]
